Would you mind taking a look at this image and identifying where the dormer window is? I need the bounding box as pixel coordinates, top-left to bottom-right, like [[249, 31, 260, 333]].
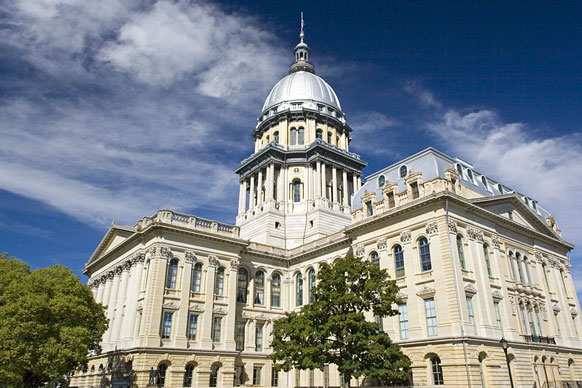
[[399, 165, 408, 178], [366, 201, 373, 216], [498, 184, 503, 194], [378, 175, 385, 187], [467, 169, 474, 183], [481, 176, 489, 190], [410, 181, 419, 199], [456, 163, 463, 176], [387, 191, 395, 208]]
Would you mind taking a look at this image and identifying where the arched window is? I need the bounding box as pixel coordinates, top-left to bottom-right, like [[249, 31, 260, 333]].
[[524, 256, 532, 285], [290, 128, 297, 145], [327, 132, 332, 143], [237, 268, 248, 303], [560, 269, 569, 296], [419, 238, 432, 271], [298, 128, 304, 145], [369, 251, 380, 269], [293, 180, 301, 202], [478, 353, 487, 388], [467, 169, 474, 182], [274, 131, 279, 144], [307, 269, 316, 303], [456, 163, 463, 176], [542, 263, 551, 291], [191, 263, 202, 293], [316, 129, 323, 139], [431, 356, 444, 385], [516, 253, 525, 284], [157, 363, 169, 387], [266, 135, 270, 143], [271, 273, 281, 307], [254, 271, 265, 305], [456, 235, 466, 269], [166, 259, 178, 289], [497, 183, 503, 194], [399, 165, 408, 178], [483, 244, 492, 276], [394, 245, 405, 277], [209, 364, 219, 387], [215, 267, 225, 296], [184, 364, 195, 387], [296, 273, 304, 307], [481, 175, 488, 189]]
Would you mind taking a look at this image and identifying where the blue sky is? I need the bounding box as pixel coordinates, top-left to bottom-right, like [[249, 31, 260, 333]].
[[1, 1, 581, 303]]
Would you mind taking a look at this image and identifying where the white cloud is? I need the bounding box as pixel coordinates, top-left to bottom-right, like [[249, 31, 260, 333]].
[[349, 111, 398, 155]]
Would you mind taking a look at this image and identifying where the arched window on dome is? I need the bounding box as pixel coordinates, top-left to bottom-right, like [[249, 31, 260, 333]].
[[274, 131, 279, 144], [271, 273, 281, 307], [293, 180, 302, 202], [290, 128, 297, 145], [316, 129, 323, 140], [298, 127, 304, 145], [327, 132, 332, 143]]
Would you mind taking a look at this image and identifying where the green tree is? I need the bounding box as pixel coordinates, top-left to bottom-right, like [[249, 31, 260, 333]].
[[269, 255, 411, 387], [0, 253, 108, 387]]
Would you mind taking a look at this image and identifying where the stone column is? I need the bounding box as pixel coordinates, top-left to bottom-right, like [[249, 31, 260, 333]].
[[174, 255, 193, 348], [267, 163, 275, 201], [101, 274, 113, 311], [257, 169, 263, 205], [238, 181, 246, 214], [284, 167, 289, 204], [321, 163, 327, 199], [316, 161, 321, 198], [142, 249, 169, 347], [201, 256, 218, 348], [103, 269, 121, 346], [111, 263, 130, 343], [122, 254, 145, 346], [357, 175, 362, 191], [249, 175, 255, 210], [342, 169, 349, 207], [332, 166, 338, 203], [352, 174, 357, 199], [225, 259, 240, 351], [306, 164, 311, 201], [96, 280, 105, 304]]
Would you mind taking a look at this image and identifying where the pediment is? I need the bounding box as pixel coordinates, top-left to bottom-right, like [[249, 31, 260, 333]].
[[85, 224, 136, 269]]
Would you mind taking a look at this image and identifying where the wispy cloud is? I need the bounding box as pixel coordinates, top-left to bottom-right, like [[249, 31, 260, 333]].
[[349, 111, 398, 155], [406, 83, 582, 297], [0, 0, 288, 227]]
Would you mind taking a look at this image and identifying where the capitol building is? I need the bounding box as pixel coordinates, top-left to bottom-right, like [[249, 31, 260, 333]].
[[71, 26, 582, 388]]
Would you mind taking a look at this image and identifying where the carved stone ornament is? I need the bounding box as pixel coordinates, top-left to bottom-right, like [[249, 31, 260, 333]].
[[230, 259, 240, 271], [571, 308, 579, 317], [255, 313, 268, 321], [208, 255, 220, 267], [416, 285, 436, 298], [492, 290, 504, 301], [553, 304, 561, 313], [510, 298, 517, 315], [396, 291, 408, 301], [146, 247, 156, 261], [400, 231, 412, 244], [426, 222, 438, 235], [447, 219, 458, 234], [162, 302, 179, 311], [355, 245, 365, 258], [188, 304, 204, 313], [565, 262, 572, 273], [464, 283, 478, 296], [376, 238, 387, 251], [491, 235, 501, 250], [114, 265, 123, 275], [534, 251, 543, 263], [136, 302, 143, 311], [467, 227, 484, 243], [213, 307, 227, 315], [238, 311, 251, 319], [541, 306, 548, 321], [549, 257, 560, 269], [160, 246, 172, 259], [184, 251, 195, 262]]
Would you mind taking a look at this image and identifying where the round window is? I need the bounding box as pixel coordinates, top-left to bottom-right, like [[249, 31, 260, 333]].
[[399, 165, 408, 178], [378, 175, 386, 187]]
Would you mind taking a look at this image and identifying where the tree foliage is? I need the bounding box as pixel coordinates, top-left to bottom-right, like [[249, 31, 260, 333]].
[[0, 253, 108, 387], [269, 255, 411, 386]]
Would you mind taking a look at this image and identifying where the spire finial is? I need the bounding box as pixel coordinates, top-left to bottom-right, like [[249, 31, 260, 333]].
[[300, 12, 305, 43]]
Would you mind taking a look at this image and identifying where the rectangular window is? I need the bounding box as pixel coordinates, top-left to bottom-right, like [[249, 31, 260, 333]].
[[271, 366, 279, 387], [161, 311, 173, 339], [494, 302, 503, 330], [398, 303, 409, 339], [394, 248, 405, 277], [212, 316, 222, 342], [366, 201, 373, 216], [466, 297, 476, 333], [410, 181, 419, 199], [255, 323, 264, 351], [253, 365, 262, 386], [554, 312, 561, 335], [425, 298, 438, 336], [188, 314, 198, 340], [387, 191, 395, 208], [236, 321, 245, 351]]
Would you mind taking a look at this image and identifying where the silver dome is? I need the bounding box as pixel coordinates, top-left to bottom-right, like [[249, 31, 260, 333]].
[[261, 71, 341, 113]]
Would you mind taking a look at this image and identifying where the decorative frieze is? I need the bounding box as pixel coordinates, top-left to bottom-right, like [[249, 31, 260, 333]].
[[184, 251, 196, 262], [492, 290, 503, 301], [230, 259, 240, 270], [510, 298, 517, 315], [549, 257, 560, 269], [189, 304, 204, 313], [464, 283, 478, 296], [162, 301, 179, 311], [88, 251, 148, 287], [376, 238, 387, 251], [447, 219, 457, 234], [355, 245, 365, 258], [160, 246, 172, 259], [426, 222, 438, 235], [208, 255, 220, 267], [213, 307, 227, 315], [400, 231, 412, 244], [396, 291, 408, 301], [416, 285, 435, 298], [467, 227, 484, 243], [491, 235, 501, 250]]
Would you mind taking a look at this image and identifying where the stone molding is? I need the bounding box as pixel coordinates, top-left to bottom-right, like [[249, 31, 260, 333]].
[[184, 251, 196, 262], [553, 304, 561, 313], [208, 255, 220, 267], [416, 285, 435, 298], [396, 291, 408, 301], [162, 301, 179, 311], [571, 308, 579, 317], [464, 283, 478, 296], [213, 307, 227, 315], [492, 290, 503, 301], [189, 304, 204, 313], [467, 227, 484, 243], [230, 259, 240, 271], [88, 251, 146, 287]]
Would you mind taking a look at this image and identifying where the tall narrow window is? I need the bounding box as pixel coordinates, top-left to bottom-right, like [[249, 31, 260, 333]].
[[237, 268, 248, 303], [161, 311, 173, 339], [419, 238, 432, 271], [467, 169, 474, 183], [410, 181, 419, 199], [255, 323, 264, 351], [254, 271, 265, 305], [456, 235, 466, 269], [431, 356, 444, 385], [554, 312, 561, 335], [519, 305, 528, 334], [214, 267, 225, 296], [374, 314, 383, 331], [274, 131, 279, 144], [387, 191, 395, 208], [184, 364, 194, 387], [253, 366, 262, 385], [296, 273, 304, 307], [528, 309, 537, 336], [400, 165, 408, 178], [298, 128, 304, 145], [271, 273, 281, 307], [366, 201, 373, 216], [494, 302, 503, 330], [236, 322, 245, 351], [369, 251, 380, 269], [516, 254, 525, 284], [316, 129, 323, 139], [188, 314, 198, 340], [212, 316, 222, 342], [308, 269, 316, 303], [398, 303, 409, 339], [560, 269, 569, 297], [166, 259, 178, 289], [394, 245, 405, 277], [272, 366, 279, 387], [209, 364, 219, 387], [524, 257, 532, 285], [425, 297, 438, 336], [293, 180, 301, 202], [466, 296, 476, 327], [327, 132, 332, 143], [290, 128, 297, 145], [191, 263, 202, 292], [542, 263, 551, 291], [157, 363, 168, 387], [483, 244, 492, 276]]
